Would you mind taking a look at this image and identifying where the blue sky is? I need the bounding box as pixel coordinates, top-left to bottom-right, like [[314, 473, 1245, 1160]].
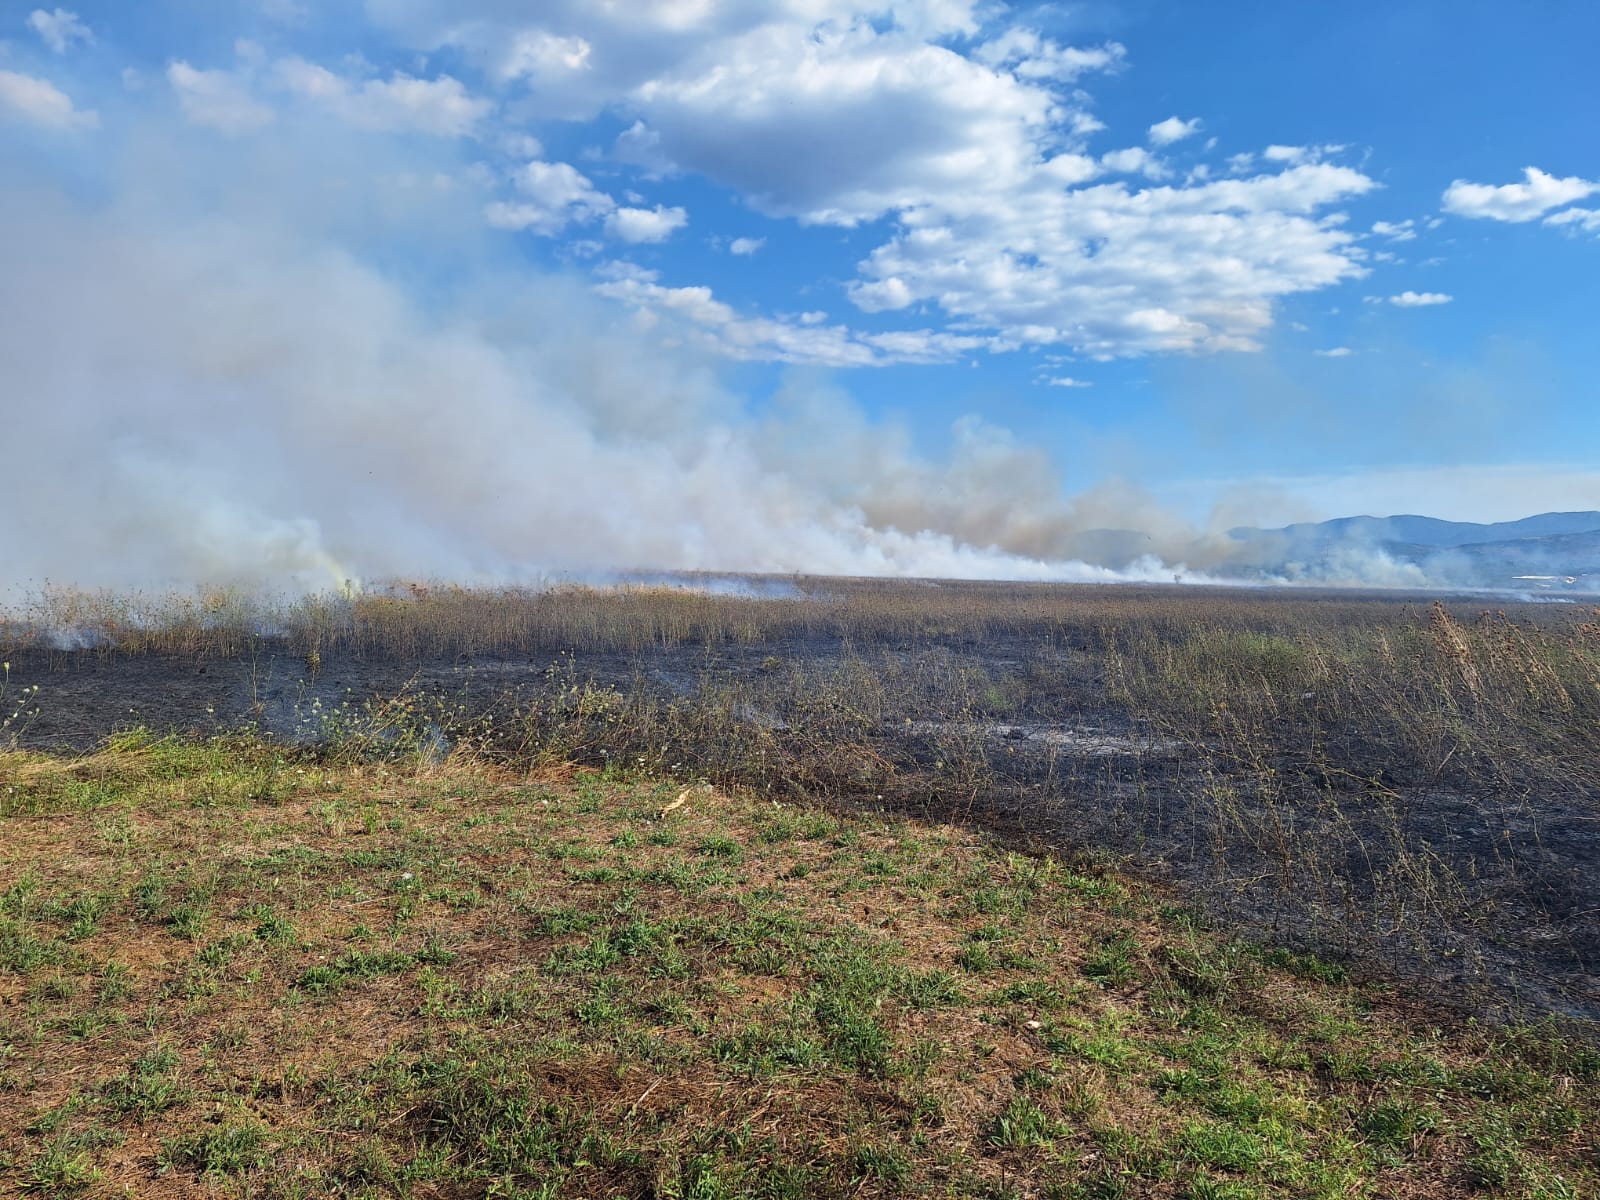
[[2, 1, 1597, 587]]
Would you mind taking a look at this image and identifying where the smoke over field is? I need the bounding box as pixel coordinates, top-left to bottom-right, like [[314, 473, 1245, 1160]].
[[3, 189, 1230, 597]]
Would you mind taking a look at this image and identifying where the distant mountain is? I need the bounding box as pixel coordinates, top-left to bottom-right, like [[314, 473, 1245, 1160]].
[[1219, 512, 1600, 591], [1231, 511, 1600, 549]]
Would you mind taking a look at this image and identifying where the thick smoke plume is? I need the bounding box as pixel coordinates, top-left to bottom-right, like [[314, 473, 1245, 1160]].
[[2, 182, 1227, 598]]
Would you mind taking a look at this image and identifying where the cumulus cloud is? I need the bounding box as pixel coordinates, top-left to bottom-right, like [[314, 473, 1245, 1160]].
[[626, 24, 1068, 225], [853, 276, 920, 314], [1313, 346, 1353, 357], [361, 2, 1382, 360], [1045, 375, 1093, 387], [728, 236, 765, 255], [0, 68, 97, 128], [1442, 167, 1598, 223], [1100, 146, 1169, 179], [27, 8, 92, 53], [1147, 115, 1201, 145], [485, 159, 615, 233], [850, 163, 1376, 357], [1389, 291, 1452, 307], [605, 203, 688, 243], [594, 263, 990, 367], [486, 160, 690, 245]]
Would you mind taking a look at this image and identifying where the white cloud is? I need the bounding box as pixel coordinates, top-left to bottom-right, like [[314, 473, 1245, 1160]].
[[167, 61, 275, 132], [626, 22, 1072, 225], [272, 58, 489, 135], [1261, 143, 1345, 167], [0, 67, 97, 128], [1100, 146, 1169, 180], [850, 276, 914, 313], [728, 236, 765, 256], [850, 162, 1377, 357], [1371, 219, 1415, 242], [974, 29, 1126, 81], [605, 204, 687, 243], [1441, 167, 1598, 223], [486, 161, 686, 244], [1389, 290, 1452, 307], [27, 8, 92, 54], [1313, 346, 1353, 357], [1544, 207, 1600, 235], [594, 263, 990, 367], [1147, 115, 1201, 146], [1044, 375, 1093, 387], [366, 4, 1381, 359], [487, 159, 616, 233]]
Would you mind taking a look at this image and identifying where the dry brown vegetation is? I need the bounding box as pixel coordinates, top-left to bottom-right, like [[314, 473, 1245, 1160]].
[[3, 579, 1598, 1030]]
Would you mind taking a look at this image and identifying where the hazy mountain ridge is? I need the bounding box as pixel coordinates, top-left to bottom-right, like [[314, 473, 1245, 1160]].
[[1232, 511, 1600, 548], [1223, 511, 1600, 590]]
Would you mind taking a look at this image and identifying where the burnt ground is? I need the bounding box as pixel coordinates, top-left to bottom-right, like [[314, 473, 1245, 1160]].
[[4, 635, 1597, 1034]]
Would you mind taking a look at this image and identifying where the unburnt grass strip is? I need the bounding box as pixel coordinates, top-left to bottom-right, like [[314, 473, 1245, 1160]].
[[0, 735, 1595, 1198]]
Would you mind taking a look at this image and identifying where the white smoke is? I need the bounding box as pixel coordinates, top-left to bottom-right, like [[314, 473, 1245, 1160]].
[[1, 173, 1233, 598]]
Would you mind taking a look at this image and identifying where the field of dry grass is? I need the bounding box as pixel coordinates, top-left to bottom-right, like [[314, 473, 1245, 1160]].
[[2, 735, 1596, 1198], [5, 580, 1596, 1026]]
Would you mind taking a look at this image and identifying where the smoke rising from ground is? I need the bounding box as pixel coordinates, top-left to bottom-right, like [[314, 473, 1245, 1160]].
[[3, 179, 1233, 598]]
